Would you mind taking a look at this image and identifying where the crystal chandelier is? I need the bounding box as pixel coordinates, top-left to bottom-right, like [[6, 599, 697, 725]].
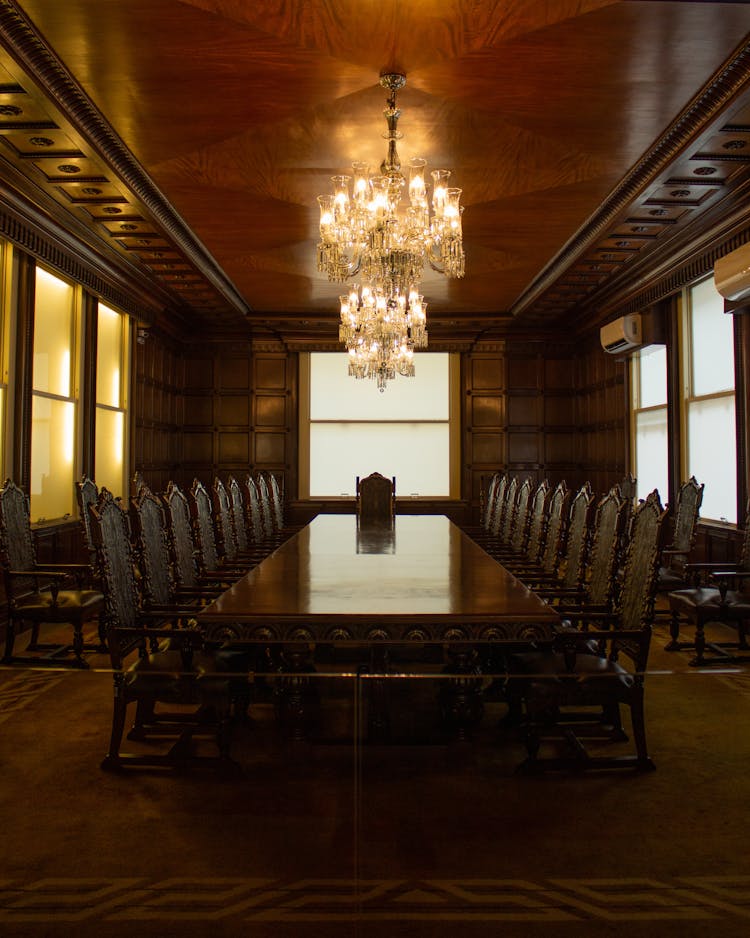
[[316, 73, 465, 391]]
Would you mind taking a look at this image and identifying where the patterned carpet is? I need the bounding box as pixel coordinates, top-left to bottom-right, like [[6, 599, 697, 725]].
[[1, 619, 750, 937]]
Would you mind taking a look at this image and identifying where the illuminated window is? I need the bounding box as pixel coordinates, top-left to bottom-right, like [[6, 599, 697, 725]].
[[631, 345, 668, 503], [300, 352, 459, 498], [682, 277, 736, 523], [95, 302, 129, 498], [0, 240, 9, 478], [30, 267, 79, 521]]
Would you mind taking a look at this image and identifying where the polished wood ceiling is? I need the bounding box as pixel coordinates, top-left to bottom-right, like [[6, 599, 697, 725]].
[[1, 0, 750, 345]]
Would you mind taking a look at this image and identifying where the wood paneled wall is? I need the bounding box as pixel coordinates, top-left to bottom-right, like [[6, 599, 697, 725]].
[[135, 339, 297, 497], [132, 330, 183, 494], [131, 336, 628, 519], [462, 338, 625, 517]]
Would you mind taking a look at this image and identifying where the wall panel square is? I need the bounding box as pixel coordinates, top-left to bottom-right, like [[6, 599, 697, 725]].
[[508, 432, 539, 463], [183, 431, 213, 463], [219, 358, 250, 391], [255, 357, 286, 390], [254, 431, 286, 464], [255, 395, 287, 427], [470, 358, 503, 391], [470, 432, 504, 465], [217, 395, 249, 426], [218, 432, 250, 463], [185, 396, 213, 427], [508, 395, 540, 427], [471, 395, 503, 427], [184, 359, 214, 390]]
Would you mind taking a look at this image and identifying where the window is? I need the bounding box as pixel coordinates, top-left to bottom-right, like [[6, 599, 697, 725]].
[[300, 352, 459, 498], [94, 302, 129, 498], [30, 267, 79, 522], [682, 276, 736, 523], [631, 344, 668, 503], [0, 239, 10, 479]]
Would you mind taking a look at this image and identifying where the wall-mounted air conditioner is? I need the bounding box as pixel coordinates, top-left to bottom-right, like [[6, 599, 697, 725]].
[[714, 243, 750, 303], [600, 313, 642, 355]]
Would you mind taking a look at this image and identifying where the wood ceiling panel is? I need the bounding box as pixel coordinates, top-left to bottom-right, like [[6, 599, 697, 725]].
[[2, 0, 750, 341]]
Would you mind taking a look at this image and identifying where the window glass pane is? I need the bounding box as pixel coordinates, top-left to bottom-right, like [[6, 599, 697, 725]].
[[311, 352, 448, 420], [96, 303, 122, 407], [687, 396, 736, 523], [634, 406, 668, 503], [95, 407, 125, 498], [33, 268, 73, 396], [310, 423, 450, 496], [690, 277, 734, 396], [30, 396, 75, 521], [638, 345, 667, 408]]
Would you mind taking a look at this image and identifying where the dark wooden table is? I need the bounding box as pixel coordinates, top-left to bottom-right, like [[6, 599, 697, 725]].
[[199, 515, 559, 738], [199, 514, 559, 643]]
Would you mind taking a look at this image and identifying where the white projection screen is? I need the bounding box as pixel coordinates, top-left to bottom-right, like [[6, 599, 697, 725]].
[[308, 353, 451, 497]]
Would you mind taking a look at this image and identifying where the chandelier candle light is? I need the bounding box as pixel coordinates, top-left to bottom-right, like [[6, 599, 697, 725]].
[[317, 73, 465, 390]]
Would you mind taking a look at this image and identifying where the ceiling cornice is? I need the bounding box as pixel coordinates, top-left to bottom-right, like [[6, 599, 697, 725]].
[[0, 0, 252, 320], [509, 36, 750, 320]]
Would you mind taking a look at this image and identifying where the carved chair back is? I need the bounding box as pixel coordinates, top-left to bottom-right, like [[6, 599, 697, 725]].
[[559, 482, 596, 589], [212, 477, 240, 563], [509, 478, 533, 553], [488, 474, 508, 537], [356, 472, 396, 525], [537, 481, 571, 576], [189, 479, 221, 573], [586, 488, 628, 606], [268, 473, 285, 530], [664, 476, 704, 571], [243, 475, 266, 544], [130, 484, 175, 606], [0, 479, 47, 601], [76, 476, 99, 562], [228, 476, 250, 552], [524, 480, 551, 563], [498, 476, 519, 546], [161, 482, 201, 590], [739, 501, 750, 570], [89, 487, 141, 641], [617, 490, 669, 631], [255, 473, 276, 536], [480, 473, 501, 531]]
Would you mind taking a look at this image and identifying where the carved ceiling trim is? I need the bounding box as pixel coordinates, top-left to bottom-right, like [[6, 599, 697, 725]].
[[0, 0, 251, 319], [510, 39, 750, 320], [0, 178, 165, 323]]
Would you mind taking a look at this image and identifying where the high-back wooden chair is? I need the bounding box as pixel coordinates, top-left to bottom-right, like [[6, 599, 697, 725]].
[[89, 487, 235, 773], [519, 490, 669, 773], [356, 472, 396, 525], [656, 476, 704, 600], [0, 478, 104, 666], [526, 482, 596, 593], [667, 499, 750, 665]]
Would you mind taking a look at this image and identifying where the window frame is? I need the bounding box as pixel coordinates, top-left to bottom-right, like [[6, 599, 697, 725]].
[[298, 351, 461, 500]]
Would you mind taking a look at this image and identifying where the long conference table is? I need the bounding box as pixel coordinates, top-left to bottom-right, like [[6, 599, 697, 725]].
[[198, 515, 560, 737]]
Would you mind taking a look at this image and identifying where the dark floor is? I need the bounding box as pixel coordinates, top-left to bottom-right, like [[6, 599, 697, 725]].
[[1, 617, 750, 937]]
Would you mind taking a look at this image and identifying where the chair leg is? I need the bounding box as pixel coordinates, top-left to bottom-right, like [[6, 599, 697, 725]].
[[101, 683, 127, 770], [690, 619, 707, 667], [72, 620, 85, 665], [738, 618, 749, 650], [129, 698, 157, 739], [27, 621, 41, 651], [665, 610, 682, 651], [629, 691, 655, 771], [2, 618, 16, 663], [602, 701, 628, 742]]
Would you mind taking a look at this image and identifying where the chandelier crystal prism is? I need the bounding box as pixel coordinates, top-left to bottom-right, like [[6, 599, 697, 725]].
[[316, 73, 465, 390]]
